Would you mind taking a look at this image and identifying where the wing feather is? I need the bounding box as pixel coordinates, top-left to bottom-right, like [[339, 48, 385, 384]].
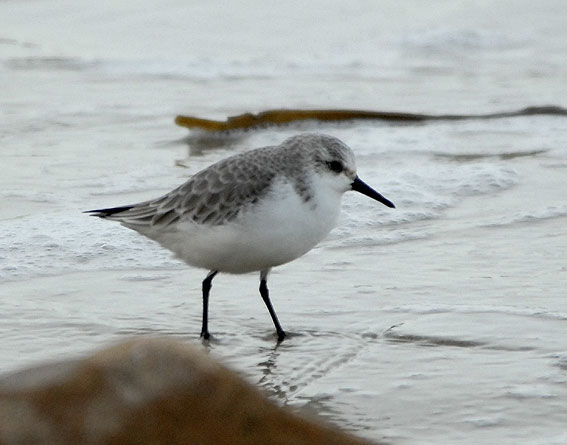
[[86, 146, 280, 228]]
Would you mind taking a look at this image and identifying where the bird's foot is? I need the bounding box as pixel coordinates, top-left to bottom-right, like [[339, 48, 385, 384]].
[[276, 330, 286, 343]]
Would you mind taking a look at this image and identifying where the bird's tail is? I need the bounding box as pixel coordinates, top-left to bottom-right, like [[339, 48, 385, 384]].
[[84, 205, 135, 218]]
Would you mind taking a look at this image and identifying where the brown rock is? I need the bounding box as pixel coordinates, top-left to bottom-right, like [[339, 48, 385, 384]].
[[0, 339, 379, 444]]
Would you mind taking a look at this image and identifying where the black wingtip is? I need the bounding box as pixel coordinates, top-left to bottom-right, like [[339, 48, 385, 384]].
[[84, 205, 134, 218]]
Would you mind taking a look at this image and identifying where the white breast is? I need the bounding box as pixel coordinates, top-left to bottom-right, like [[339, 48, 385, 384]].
[[151, 177, 343, 274]]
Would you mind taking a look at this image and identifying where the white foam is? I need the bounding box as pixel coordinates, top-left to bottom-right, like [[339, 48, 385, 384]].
[[484, 205, 567, 227], [330, 160, 519, 246], [0, 212, 182, 281]]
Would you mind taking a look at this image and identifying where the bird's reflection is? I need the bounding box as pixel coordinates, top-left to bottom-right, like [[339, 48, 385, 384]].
[[256, 339, 289, 401]]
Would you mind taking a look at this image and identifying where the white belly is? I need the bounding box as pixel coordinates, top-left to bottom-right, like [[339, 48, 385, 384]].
[[149, 180, 343, 274]]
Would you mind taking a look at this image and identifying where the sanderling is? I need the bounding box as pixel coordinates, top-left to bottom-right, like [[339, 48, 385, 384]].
[[86, 133, 394, 341]]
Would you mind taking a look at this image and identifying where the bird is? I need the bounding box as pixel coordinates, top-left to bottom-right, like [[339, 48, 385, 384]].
[[86, 133, 395, 341]]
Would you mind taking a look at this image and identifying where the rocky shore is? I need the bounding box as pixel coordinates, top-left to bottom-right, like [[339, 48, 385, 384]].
[[0, 338, 379, 444]]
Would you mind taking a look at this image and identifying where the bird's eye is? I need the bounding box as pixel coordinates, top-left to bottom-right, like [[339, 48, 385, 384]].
[[327, 160, 344, 173]]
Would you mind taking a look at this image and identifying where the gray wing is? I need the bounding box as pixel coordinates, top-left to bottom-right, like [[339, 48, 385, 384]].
[[88, 148, 278, 228]]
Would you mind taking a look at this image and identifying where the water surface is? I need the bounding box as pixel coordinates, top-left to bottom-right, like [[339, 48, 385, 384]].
[[1, 1, 567, 443]]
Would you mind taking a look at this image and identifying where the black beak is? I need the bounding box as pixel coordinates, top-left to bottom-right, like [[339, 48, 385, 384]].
[[351, 176, 395, 208]]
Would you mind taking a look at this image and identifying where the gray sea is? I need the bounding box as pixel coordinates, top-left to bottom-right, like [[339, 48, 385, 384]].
[[1, 1, 566, 443]]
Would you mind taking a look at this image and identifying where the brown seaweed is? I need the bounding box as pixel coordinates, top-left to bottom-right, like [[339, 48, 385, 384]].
[[175, 105, 567, 132]]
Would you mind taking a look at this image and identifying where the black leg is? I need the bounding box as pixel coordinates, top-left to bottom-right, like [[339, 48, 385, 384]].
[[259, 277, 286, 342], [201, 270, 218, 339]]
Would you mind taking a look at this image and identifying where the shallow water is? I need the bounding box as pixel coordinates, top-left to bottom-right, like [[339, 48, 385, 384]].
[[2, 1, 567, 443]]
